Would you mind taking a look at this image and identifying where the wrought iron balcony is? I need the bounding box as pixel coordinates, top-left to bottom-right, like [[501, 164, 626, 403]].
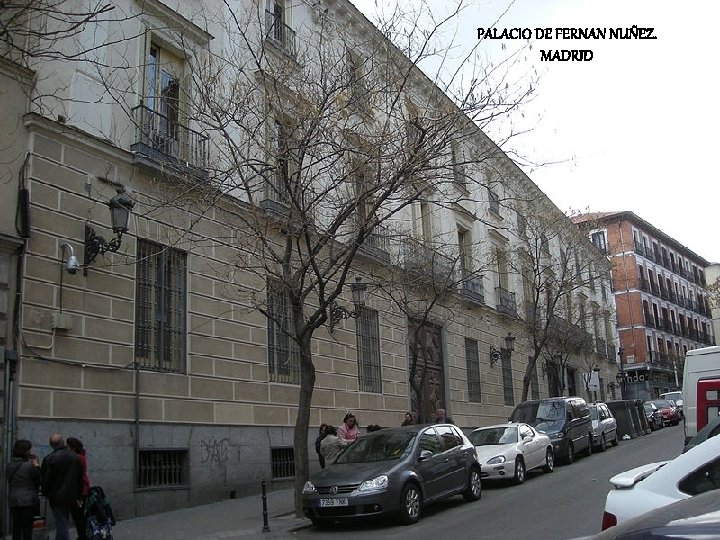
[[495, 286, 517, 318], [357, 223, 391, 262], [400, 237, 455, 287], [265, 11, 296, 58], [460, 276, 484, 306], [131, 105, 208, 175]]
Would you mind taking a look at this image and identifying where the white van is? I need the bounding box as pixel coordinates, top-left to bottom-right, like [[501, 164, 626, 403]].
[[682, 346, 720, 445]]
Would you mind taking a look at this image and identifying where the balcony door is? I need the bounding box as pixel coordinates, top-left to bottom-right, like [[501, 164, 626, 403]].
[[408, 319, 446, 424], [145, 43, 184, 157]]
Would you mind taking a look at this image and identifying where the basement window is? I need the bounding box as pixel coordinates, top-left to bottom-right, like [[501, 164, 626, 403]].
[[271, 447, 295, 479], [137, 449, 188, 488]]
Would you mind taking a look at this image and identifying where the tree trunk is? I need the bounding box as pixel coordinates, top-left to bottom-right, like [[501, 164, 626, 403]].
[[293, 335, 315, 517]]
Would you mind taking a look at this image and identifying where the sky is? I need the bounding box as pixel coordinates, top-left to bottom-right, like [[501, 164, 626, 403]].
[[351, 0, 720, 264]]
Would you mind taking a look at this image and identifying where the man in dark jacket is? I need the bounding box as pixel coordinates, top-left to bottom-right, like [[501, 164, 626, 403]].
[[41, 434, 82, 540]]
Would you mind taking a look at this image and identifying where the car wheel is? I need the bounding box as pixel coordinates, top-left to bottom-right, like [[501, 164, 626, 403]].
[[599, 433, 607, 452], [565, 442, 574, 464], [463, 467, 482, 501], [585, 434, 593, 456], [399, 483, 422, 525], [543, 448, 554, 473], [611, 433, 619, 447], [513, 458, 526, 485]]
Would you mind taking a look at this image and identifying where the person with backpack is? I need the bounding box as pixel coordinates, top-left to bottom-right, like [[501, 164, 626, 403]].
[[41, 434, 82, 540], [6, 439, 40, 540]]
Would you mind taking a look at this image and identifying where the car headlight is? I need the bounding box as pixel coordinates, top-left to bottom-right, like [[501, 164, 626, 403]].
[[486, 455, 506, 465], [302, 481, 316, 494], [356, 475, 389, 493], [550, 431, 564, 439]]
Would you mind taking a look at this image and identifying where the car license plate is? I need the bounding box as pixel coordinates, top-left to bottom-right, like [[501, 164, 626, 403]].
[[319, 498, 348, 507]]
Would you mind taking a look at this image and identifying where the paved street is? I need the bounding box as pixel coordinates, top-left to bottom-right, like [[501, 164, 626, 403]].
[[107, 425, 685, 539]]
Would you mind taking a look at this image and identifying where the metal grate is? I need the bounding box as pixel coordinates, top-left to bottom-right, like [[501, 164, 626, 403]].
[[356, 307, 382, 393], [135, 240, 187, 372], [267, 282, 300, 384], [502, 352, 515, 406], [137, 449, 187, 488], [464, 338, 481, 402], [271, 447, 295, 479]]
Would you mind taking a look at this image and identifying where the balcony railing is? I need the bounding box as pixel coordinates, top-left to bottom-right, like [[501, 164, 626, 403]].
[[495, 286, 517, 318], [357, 223, 391, 262], [400, 237, 455, 287], [265, 11, 296, 58], [460, 276, 485, 306], [131, 105, 208, 173]]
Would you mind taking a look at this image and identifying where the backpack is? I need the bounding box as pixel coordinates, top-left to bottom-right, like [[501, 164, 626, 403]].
[[84, 486, 115, 540]]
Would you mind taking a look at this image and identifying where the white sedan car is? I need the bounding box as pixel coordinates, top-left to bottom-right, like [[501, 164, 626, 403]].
[[601, 432, 720, 530], [468, 423, 554, 484]]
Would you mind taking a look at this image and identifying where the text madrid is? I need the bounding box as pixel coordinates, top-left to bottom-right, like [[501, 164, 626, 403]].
[[477, 26, 657, 41]]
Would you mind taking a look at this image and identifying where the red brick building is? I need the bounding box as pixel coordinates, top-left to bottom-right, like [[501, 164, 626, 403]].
[[575, 212, 714, 400]]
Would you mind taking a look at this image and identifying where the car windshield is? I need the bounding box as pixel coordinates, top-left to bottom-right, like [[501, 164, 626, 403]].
[[469, 427, 518, 446], [662, 392, 682, 402], [335, 432, 416, 464]]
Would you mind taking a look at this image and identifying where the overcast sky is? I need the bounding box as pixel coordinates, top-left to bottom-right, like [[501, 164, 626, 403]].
[[352, 0, 720, 264]]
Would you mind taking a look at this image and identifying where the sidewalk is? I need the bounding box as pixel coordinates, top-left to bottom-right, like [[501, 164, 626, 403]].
[[111, 488, 311, 539]]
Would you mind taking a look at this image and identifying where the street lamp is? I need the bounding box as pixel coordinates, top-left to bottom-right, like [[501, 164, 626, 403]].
[[328, 276, 367, 332], [84, 188, 135, 274], [490, 332, 515, 367]]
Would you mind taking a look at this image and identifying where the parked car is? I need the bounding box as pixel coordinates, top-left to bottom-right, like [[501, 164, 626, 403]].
[[646, 399, 681, 426], [589, 403, 619, 451], [683, 414, 720, 453], [643, 401, 664, 431], [595, 489, 720, 539], [302, 424, 482, 526], [468, 423, 553, 484], [601, 432, 720, 530], [659, 391, 684, 418], [509, 397, 593, 464]]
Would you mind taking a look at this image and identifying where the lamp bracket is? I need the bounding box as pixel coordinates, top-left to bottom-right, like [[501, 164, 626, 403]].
[[84, 223, 124, 275], [328, 301, 358, 333]]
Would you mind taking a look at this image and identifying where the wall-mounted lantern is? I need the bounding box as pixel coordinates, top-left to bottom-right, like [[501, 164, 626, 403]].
[[84, 188, 134, 275]]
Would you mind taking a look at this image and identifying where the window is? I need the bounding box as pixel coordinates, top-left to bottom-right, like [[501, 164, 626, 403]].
[[451, 141, 466, 188], [502, 351, 515, 406], [458, 228, 471, 279], [137, 449, 187, 488], [271, 447, 295, 479], [268, 117, 299, 205], [346, 50, 369, 109], [267, 281, 300, 384], [488, 187, 501, 215], [419, 429, 442, 454], [357, 307, 382, 393], [591, 231, 608, 254], [143, 43, 184, 158], [465, 338, 481, 403], [494, 246, 508, 289], [419, 201, 432, 242], [265, 0, 296, 56], [436, 425, 460, 449], [678, 456, 720, 496], [135, 240, 187, 372]]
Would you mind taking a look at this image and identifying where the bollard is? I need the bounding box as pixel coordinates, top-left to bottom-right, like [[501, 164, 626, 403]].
[[261, 480, 270, 532]]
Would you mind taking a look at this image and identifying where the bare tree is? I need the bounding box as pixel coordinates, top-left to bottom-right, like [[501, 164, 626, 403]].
[[511, 203, 612, 402]]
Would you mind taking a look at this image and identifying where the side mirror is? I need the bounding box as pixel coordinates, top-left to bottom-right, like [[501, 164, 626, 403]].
[[522, 436, 533, 443], [418, 449, 433, 462]]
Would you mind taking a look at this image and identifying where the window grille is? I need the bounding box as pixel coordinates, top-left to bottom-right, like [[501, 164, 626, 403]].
[[137, 449, 187, 488], [357, 307, 382, 393], [271, 447, 295, 479], [502, 353, 515, 406], [464, 338, 481, 402], [135, 240, 187, 372], [267, 282, 300, 384]]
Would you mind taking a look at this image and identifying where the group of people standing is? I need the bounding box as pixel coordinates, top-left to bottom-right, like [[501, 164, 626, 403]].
[[6, 434, 89, 540]]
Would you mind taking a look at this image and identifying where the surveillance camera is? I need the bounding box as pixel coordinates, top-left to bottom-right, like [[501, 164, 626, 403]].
[[66, 255, 79, 275]]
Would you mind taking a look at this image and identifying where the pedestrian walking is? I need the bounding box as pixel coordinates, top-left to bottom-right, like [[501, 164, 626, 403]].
[[435, 408, 453, 424], [41, 434, 82, 540], [401, 412, 414, 426], [6, 439, 41, 540], [66, 437, 90, 540]]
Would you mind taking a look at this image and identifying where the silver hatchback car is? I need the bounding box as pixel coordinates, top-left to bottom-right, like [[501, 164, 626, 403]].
[[589, 402, 619, 451], [302, 424, 482, 526]]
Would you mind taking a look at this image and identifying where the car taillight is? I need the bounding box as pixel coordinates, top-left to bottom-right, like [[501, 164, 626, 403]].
[[601, 511, 617, 531]]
